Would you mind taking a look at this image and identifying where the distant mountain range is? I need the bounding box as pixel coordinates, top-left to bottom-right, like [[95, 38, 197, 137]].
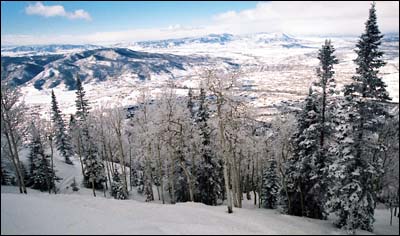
[[1, 44, 102, 56], [119, 32, 302, 49], [1, 32, 397, 92], [1, 48, 237, 90], [1, 32, 305, 56]]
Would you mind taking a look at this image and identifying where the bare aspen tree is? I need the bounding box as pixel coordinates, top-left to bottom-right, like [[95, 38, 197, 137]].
[[1, 82, 27, 194]]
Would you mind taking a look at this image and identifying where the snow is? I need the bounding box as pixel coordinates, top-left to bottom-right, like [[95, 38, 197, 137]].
[[1, 146, 398, 235], [2, 188, 398, 235]]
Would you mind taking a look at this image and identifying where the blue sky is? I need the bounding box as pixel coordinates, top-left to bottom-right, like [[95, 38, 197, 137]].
[[1, 1, 259, 35], [1, 1, 398, 45]]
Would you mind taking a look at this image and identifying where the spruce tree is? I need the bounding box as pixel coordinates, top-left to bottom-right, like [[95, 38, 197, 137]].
[[289, 40, 339, 220], [196, 87, 222, 205], [28, 123, 59, 192], [75, 77, 90, 124], [316, 39, 339, 150], [51, 90, 73, 165], [111, 168, 128, 200], [74, 77, 106, 195], [284, 87, 321, 217], [328, 3, 391, 232], [1, 162, 12, 185], [261, 158, 280, 209]]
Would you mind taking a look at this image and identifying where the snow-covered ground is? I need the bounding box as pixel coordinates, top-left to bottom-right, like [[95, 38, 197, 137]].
[[1, 145, 399, 235], [1, 186, 398, 235]]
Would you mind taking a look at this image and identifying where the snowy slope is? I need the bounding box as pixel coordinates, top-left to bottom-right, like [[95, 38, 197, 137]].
[[2, 146, 398, 235], [2, 189, 398, 235]]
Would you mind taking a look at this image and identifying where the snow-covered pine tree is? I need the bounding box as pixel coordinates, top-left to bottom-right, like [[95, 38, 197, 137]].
[[327, 3, 392, 232], [51, 90, 73, 165], [261, 158, 280, 209], [74, 77, 106, 195], [75, 77, 90, 125], [326, 96, 373, 233], [28, 123, 59, 192], [82, 142, 107, 196], [294, 39, 339, 220], [196, 87, 222, 205], [283, 87, 320, 217], [316, 39, 339, 147], [111, 168, 128, 200], [1, 162, 13, 185]]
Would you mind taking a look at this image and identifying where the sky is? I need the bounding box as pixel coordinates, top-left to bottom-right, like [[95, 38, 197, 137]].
[[1, 1, 399, 46]]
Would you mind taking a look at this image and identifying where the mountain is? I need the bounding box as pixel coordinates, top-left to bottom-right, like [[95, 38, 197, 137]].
[[116, 32, 302, 49], [0, 44, 103, 57], [248, 32, 298, 44], [1, 48, 238, 90], [134, 33, 235, 48]]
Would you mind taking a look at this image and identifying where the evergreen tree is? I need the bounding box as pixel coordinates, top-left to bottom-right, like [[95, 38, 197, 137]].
[[283, 87, 321, 217], [74, 77, 106, 194], [328, 3, 391, 232], [75, 77, 90, 124], [111, 168, 128, 200], [28, 123, 59, 192], [1, 162, 12, 185], [51, 90, 73, 165], [261, 158, 280, 209], [196, 87, 222, 205], [315, 39, 339, 150], [326, 96, 375, 233], [83, 145, 107, 195]]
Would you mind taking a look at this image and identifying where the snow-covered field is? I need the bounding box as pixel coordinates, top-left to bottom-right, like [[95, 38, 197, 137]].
[[2, 148, 398, 235], [1, 186, 398, 235]]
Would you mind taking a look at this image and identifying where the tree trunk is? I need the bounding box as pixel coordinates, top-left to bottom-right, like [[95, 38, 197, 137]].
[[77, 135, 85, 179], [180, 161, 194, 202], [92, 179, 96, 197], [49, 137, 56, 194], [129, 147, 133, 191], [4, 131, 24, 194], [218, 101, 233, 213], [223, 161, 233, 213], [10, 129, 27, 194], [299, 184, 305, 217], [390, 203, 393, 226], [157, 142, 165, 204]]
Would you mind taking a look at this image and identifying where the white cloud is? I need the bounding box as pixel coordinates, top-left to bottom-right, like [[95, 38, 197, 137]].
[[212, 1, 399, 36], [25, 2, 91, 21], [3, 1, 398, 45]]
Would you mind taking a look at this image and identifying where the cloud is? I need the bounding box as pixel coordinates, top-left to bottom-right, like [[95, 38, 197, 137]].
[[25, 2, 91, 21], [212, 1, 399, 36], [3, 1, 398, 45]]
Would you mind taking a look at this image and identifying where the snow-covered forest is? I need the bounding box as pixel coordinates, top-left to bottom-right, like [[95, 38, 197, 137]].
[[1, 2, 399, 235]]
